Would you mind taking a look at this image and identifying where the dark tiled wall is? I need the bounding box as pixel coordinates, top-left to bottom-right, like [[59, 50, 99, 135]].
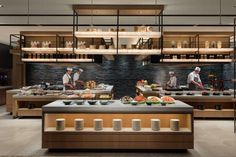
[[26, 56, 233, 98]]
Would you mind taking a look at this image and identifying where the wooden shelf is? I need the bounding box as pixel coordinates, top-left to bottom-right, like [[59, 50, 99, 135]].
[[22, 58, 57, 62], [75, 49, 161, 55], [194, 109, 234, 118], [18, 108, 42, 117], [57, 59, 93, 62], [45, 127, 191, 133], [199, 48, 233, 53], [75, 31, 161, 38], [118, 49, 161, 55], [199, 59, 232, 63], [22, 48, 56, 52], [162, 59, 198, 62], [163, 48, 198, 53]]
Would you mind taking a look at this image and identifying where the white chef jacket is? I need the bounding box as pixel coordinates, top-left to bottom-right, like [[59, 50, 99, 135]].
[[73, 72, 80, 86], [167, 76, 177, 88], [63, 73, 71, 84], [187, 71, 201, 84]]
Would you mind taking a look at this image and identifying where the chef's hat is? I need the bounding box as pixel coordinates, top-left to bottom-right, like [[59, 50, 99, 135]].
[[78, 68, 84, 72], [169, 71, 175, 75], [67, 67, 73, 71], [195, 67, 201, 71]]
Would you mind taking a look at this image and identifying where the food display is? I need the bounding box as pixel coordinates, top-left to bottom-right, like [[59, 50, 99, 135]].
[[186, 92, 194, 96], [87, 100, 97, 105], [99, 94, 111, 99], [223, 91, 231, 96], [130, 100, 138, 105], [175, 92, 183, 95], [146, 96, 161, 104], [134, 95, 146, 103], [81, 89, 95, 99], [136, 80, 148, 86], [202, 91, 210, 96], [85, 80, 96, 89], [99, 100, 109, 105], [161, 96, 175, 104], [164, 92, 172, 95], [121, 96, 133, 104], [213, 92, 220, 96]]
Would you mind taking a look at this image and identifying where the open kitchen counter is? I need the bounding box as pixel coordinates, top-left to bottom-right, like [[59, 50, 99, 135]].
[[137, 86, 234, 118], [42, 100, 193, 150]]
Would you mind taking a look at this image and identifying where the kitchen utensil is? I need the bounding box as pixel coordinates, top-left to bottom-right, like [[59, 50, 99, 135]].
[[88, 100, 97, 105]]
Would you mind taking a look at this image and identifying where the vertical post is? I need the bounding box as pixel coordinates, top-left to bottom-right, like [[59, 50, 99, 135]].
[[116, 9, 119, 55], [197, 34, 200, 63], [160, 10, 163, 62], [76, 13, 78, 50], [20, 34, 23, 60], [56, 34, 58, 63], [234, 18, 236, 133], [73, 10, 76, 54]]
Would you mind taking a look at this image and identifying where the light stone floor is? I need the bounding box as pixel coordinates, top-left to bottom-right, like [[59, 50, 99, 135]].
[[0, 105, 236, 157]]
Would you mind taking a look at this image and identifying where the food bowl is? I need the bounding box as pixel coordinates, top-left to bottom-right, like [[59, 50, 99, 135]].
[[63, 101, 72, 105], [175, 92, 183, 95], [74, 100, 84, 105], [130, 100, 138, 105], [87, 100, 97, 105], [161, 102, 167, 106], [146, 101, 152, 106], [100, 100, 109, 105]]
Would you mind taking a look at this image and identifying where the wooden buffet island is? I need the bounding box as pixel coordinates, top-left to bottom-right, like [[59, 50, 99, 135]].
[[42, 100, 193, 150]]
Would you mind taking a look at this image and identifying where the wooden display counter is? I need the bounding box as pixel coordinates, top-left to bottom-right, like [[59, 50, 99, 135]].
[[0, 86, 13, 106], [42, 100, 193, 150], [11, 86, 114, 118], [137, 86, 234, 118]]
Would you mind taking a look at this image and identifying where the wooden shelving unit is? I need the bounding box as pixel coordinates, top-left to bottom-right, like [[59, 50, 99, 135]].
[[73, 5, 163, 57]]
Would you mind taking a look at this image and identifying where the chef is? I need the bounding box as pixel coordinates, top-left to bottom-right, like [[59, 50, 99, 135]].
[[73, 68, 84, 89], [166, 71, 177, 89], [62, 67, 74, 91], [187, 67, 204, 90]]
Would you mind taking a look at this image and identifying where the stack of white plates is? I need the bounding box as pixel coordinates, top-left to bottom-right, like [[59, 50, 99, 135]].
[[151, 119, 160, 131], [132, 119, 141, 131], [94, 119, 103, 131], [170, 119, 180, 131], [56, 118, 65, 131], [74, 119, 84, 131]]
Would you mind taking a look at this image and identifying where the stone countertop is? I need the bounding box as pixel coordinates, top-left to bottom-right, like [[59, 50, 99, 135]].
[[0, 86, 13, 90], [42, 100, 193, 114]]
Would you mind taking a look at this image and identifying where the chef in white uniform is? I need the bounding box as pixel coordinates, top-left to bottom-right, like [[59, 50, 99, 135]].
[[73, 68, 84, 89], [166, 71, 177, 89], [187, 67, 204, 90], [62, 67, 74, 91]]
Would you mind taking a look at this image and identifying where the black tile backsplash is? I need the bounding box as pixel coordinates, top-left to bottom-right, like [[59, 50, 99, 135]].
[[26, 56, 233, 98]]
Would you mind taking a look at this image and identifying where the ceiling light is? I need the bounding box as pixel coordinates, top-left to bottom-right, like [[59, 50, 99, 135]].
[[0, 4, 4, 8], [232, 5, 236, 8]]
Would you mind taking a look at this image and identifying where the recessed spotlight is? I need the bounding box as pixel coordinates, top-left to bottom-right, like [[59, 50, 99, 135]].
[[232, 5, 236, 8], [0, 4, 4, 8]]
